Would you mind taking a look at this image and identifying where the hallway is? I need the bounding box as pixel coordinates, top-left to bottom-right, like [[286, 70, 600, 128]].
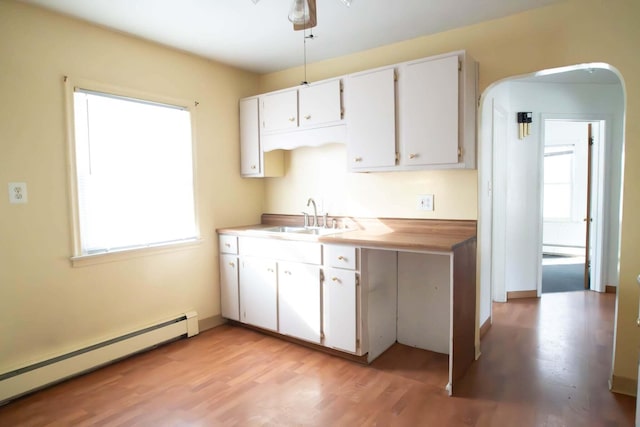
[[457, 291, 634, 425]]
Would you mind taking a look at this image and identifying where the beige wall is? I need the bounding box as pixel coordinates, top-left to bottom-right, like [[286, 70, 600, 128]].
[[259, 0, 640, 387], [0, 2, 263, 370]]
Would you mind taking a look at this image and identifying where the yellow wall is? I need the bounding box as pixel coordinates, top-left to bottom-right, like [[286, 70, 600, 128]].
[[2, 0, 639, 392], [0, 2, 263, 370], [259, 0, 640, 387]]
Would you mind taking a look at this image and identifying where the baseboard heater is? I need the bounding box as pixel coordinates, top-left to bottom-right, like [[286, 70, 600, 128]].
[[0, 311, 198, 405]]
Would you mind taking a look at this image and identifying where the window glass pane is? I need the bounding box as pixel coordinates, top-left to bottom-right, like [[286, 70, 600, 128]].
[[543, 183, 571, 219], [73, 90, 196, 254]]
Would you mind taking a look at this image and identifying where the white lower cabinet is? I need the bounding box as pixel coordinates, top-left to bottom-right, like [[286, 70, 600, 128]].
[[323, 267, 358, 353], [278, 262, 322, 343], [239, 257, 278, 331], [220, 254, 240, 321]]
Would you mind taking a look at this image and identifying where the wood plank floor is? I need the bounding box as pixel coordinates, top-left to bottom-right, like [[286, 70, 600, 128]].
[[0, 291, 635, 426]]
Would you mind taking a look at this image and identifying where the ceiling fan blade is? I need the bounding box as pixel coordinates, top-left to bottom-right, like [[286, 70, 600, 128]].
[[292, 0, 317, 31]]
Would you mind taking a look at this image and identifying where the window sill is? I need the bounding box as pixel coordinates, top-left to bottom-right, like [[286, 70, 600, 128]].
[[70, 238, 203, 268]]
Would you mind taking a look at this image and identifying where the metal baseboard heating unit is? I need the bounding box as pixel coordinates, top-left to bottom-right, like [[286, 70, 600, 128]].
[[0, 311, 198, 405]]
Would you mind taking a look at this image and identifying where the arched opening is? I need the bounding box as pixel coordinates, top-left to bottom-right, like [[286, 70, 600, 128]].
[[477, 63, 625, 385]]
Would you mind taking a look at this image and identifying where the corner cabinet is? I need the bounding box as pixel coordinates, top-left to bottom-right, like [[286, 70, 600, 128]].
[[239, 97, 283, 178]]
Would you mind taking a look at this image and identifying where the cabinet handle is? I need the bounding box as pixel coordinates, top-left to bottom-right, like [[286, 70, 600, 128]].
[[354, 157, 363, 162], [337, 256, 345, 261], [267, 268, 274, 273], [331, 277, 341, 283], [251, 165, 256, 169], [304, 114, 311, 120], [288, 117, 296, 122], [224, 243, 231, 247], [409, 153, 418, 159], [284, 270, 292, 275], [229, 262, 235, 267]]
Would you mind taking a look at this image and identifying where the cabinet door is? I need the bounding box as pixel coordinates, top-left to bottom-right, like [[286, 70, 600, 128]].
[[261, 90, 298, 132], [346, 68, 397, 170], [299, 80, 342, 128], [239, 98, 261, 176], [399, 55, 459, 166], [239, 257, 278, 331], [323, 268, 357, 353], [278, 262, 321, 343], [220, 254, 240, 321]]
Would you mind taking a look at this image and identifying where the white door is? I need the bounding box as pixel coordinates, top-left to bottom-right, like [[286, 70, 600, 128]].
[[323, 267, 357, 352], [345, 67, 397, 170], [398, 55, 459, 166], [220, 254, 240, 321], [278, 262, 321, 343], [239, 257, 278, 331]]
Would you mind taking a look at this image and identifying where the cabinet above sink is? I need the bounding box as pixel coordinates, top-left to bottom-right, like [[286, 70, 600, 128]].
[[260, 78, 347, 153], [239, 50, 477, 178]]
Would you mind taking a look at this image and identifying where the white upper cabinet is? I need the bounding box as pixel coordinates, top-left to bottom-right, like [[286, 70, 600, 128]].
[[239, 97, 283, 178], [344, 50, 477, 172], [345, 67, 397, 170], [261, 89, 298, 132], [398, 55, 459, 166], [239, 97, 261, 176], [299, 79, 342, 128]]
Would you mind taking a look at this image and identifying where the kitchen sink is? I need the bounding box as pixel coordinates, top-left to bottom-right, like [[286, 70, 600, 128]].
[[259, 226, 344, 236]]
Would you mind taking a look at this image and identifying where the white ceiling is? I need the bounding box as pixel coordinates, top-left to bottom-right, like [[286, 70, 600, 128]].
[[22, 0, 565, 74]]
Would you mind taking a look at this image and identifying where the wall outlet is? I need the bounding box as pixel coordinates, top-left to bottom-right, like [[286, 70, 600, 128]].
[[417, 194, 433, 211], [8, 182, 28, 204]]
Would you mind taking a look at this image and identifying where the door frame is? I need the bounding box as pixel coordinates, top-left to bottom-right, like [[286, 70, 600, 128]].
[[537, 114, 610, 295]]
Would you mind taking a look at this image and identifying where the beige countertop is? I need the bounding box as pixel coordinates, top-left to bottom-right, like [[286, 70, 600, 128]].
[[217, 220, 476, 253]]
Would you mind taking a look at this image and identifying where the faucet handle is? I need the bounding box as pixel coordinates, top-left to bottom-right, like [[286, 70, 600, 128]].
[[301, 212, 309, 227], [323, 213, 329, 228]]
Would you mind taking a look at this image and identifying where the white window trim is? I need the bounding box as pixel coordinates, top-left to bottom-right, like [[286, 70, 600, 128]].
[[63, 76, 201, 266]]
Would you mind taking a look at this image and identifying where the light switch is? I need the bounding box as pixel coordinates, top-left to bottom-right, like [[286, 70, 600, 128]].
[[417, 194, 434, 211], [8, 182, 28, 204]]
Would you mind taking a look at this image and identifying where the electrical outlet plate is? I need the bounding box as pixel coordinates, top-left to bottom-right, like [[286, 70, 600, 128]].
[[417, 194, 433, 211], [8, 182, 28, 204]]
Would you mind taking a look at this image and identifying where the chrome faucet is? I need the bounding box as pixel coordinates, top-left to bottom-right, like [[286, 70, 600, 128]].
[[306, 198, 318, 227]]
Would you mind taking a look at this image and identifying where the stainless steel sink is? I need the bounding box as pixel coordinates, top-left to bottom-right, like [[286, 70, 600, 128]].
[[259, 226, 344, 236]]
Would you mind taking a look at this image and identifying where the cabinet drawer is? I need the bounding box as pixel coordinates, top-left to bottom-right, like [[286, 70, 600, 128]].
[[219, 235, 238, 254], [239, 236, 322, 265], [324, 244, 358, 270]]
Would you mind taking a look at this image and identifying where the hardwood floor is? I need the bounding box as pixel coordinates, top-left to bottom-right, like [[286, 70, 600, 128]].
[[0, 291, 634, 426]]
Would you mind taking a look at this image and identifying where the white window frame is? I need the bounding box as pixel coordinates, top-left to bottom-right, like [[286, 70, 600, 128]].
[[64, 78, 201, 267]]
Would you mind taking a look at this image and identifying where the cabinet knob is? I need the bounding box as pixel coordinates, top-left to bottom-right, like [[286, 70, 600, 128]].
[[337, 256, 345, 261], [354, 157, 363, 162], [225, 243, 231, 247], [409, 153, 418, 159], [284, 270, 292, 275], [304, 114, 311, 120], [288, 117, 296, 122], [267, 268, 274, 273], [229, 262, 235, 267], [251, 165, 256, 169], [331, 277, 341, 283]]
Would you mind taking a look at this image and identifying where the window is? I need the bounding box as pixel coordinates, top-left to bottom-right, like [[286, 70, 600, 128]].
[[543, 145, 573, 220], [72, 88, 197, 256]]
